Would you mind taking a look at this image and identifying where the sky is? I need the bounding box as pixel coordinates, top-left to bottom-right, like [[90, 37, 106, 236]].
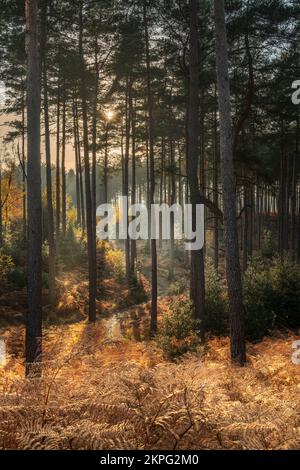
[[0, 82, 76, 171]]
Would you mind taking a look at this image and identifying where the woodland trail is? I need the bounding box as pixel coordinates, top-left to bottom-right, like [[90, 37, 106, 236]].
[[101, 303, 147, 342]]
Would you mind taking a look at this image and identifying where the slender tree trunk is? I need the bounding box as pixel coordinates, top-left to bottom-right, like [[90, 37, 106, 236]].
[[145, 132, 151, 253], [214, 0, 246, 366], [25, 0, 43, 376], [187, 0, 205, 339], [159, 138, 165, 249], [130, 96, 137, 275], [124, 77, 131, 285], [257, 180, 262, 250], [143, 0, 157, 335], [75, 97, 86, 232], [296, 115, 300, 263], [41, 0, 56, 306], [243, 177, 249, 272], [213, 95, 219, 270], [291, 151, 297, 257], [292, 116, 299, 259], [61, 91, 67, 237], [0, 163, 2, 248], [79, 3, 96, 322], [169, 138, 175, 279], [22, 95, 27, 241], [249, 180, 254, 257], [56, 70, 61, 241], [73, 95, 81, 226], [91, 34, 99, 289], [103, 124, 109, 204]]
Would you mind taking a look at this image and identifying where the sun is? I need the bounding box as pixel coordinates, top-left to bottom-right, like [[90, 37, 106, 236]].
[[105, 109, 115, 122]]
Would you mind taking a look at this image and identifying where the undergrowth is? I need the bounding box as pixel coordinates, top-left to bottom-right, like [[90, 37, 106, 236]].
[[0, 328, 298, 450]]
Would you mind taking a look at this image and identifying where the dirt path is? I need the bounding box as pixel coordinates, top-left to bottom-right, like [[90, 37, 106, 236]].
[[102, 303, 148, 342]]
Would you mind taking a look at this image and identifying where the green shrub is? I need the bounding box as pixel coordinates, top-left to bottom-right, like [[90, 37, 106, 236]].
[[106, 248, 125, 282], [204, 261, 228, 336], [158, 298, 201, 359], [270, 257, 300, 329], [167, 278, 188, 296], [261, 229, 276, 259], [2, 232, 26, 266], [8, 266, 27, 289], [0, 252, 15, 292], [243, 258, 276, 340], [129, 274, 149, 303], [57, 225, 85, 271], [243, 256, 300, 340]]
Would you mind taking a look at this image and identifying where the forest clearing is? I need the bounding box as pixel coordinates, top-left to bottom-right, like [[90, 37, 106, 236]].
[[0, 0, 300, 455]]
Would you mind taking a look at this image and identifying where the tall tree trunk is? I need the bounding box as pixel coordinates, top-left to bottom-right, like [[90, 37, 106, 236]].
[[103, 124, 109, 204], [73, 95, 81, 226], [130, 96, 137, 275], [79, 2, 96, 322], [296, 115, 300, 263], [291, 144, 297, 257], [41, 0, 56, 306], [22, 94, 27, 241], [243, 177, 249, 272], [143, 0, 157, 335], [187, 0, 205, 339], [124, 76, 131, 285], [91, 33, 99, 289], [169, 137, 175, 279], [214, 0, 246, 366], [25, 0, 43, 376], [159, 138, 165, 249], [61, 91, 67, 237], [56, 70, 61, 241], [0, 162, 2, 248], [75, 97, 86, 232], [213, 93, 219, 271], [145, 132, 151, 253]]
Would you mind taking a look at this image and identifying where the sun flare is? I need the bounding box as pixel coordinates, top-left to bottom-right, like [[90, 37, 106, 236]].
[[105, 109, 115, 121]]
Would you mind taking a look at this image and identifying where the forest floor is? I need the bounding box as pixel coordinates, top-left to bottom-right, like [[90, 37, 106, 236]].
[[0, 246, 299, 450]]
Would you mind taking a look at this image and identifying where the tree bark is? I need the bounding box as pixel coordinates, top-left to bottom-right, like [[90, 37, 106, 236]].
[[61, 91, 67, 237], [72, 95, 82, 226], [213, 91, 219, 271], [169, 138, 175, 280], [25, 0, 43, 376], [79, 2, 96, 322], [74, 97, 86, 232], [214, 0, 246, 365], [130, 95, 137, 275], [22, 94, 27, 241], [91, 32, 99, 290], [124, 76, 131, 285], [103, 124, 109, 204], [0, 162, 2, 248], [41, 0, 56, 306], [56, 69, 61, 241], [143, 0, 157, 335], [187, 0, 205, 339]]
